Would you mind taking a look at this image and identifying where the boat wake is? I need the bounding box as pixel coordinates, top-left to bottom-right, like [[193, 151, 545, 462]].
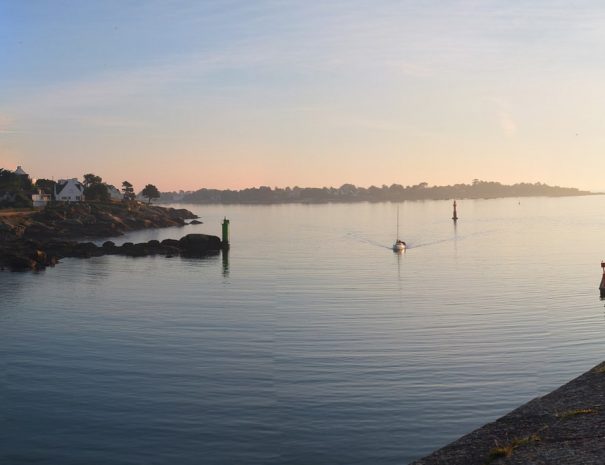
[[346, 229, 499, 251], [402, 228, 501, 249], [346, 232, 393, 250]]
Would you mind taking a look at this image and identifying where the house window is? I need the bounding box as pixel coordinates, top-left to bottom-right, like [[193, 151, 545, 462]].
[[76, 196, 81, 200]]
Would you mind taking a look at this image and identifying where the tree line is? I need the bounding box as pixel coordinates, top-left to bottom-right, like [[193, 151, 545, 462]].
[[159, 180, 592, 204], [0, 168, 161, 207], [79, 174, 160, 204], [0, 168, 35, 207]]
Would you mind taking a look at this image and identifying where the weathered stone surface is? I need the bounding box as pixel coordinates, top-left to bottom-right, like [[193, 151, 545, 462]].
[[124, 243, 149, 257], [3, 253, 36, 271], [72, 242, 102, 258], [179, 233, 221, 254], [0, 245, 56, 271], [161, 238, 180, 247], [0, 201, 199, 243], [0, 203, 224, 271], [411, 361, 605, 465]]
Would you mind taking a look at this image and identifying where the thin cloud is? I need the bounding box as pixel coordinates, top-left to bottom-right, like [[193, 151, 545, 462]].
[[13, 48, 269, 115]]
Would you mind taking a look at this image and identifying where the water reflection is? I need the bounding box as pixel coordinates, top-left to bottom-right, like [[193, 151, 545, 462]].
[[396, 249, 404, 281], [453, 218, 458, 255], [222, 249, 230, 277], [5, 199, 605, 465]]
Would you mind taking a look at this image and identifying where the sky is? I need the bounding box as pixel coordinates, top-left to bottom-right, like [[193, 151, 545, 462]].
[[2, 1, 605, 191]]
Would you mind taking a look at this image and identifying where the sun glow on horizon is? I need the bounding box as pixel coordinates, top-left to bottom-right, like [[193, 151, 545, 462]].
[[3, 1, 605, 191]]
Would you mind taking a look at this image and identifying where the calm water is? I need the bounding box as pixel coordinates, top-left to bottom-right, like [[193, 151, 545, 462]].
[[2, 197, 605, 464]]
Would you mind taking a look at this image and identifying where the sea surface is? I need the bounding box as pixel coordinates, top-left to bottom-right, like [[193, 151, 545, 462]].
[[2, 197, 605, 464]]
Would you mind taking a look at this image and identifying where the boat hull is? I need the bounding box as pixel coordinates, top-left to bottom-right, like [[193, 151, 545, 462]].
[[392, 243, 406, 252]]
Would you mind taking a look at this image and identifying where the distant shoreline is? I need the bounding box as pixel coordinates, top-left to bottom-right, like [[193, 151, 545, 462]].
[[159, 181, 594, 205], [159, 192, 599, 206]]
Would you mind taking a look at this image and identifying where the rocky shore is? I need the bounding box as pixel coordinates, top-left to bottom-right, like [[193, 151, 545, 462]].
[[411, 361, 605, 465], [0, 202, 223, 271]]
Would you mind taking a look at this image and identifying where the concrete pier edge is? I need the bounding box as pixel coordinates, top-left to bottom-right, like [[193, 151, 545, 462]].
[[410, 360, 605, 465]]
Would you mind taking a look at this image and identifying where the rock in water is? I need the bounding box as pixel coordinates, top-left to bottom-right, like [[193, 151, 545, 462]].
[[161, 238, 180, 248], [3, 251, 38, 271], [179, 234, 221, 255]]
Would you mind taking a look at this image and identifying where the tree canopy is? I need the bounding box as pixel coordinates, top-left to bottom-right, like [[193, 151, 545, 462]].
[[84, 183, 110, 202], [0, 167, 34, 208], [83, 173, 102, 188], [168, 181, 592, 204], [141, 184, 160, 204], [82, 173, 109, 201], [35, 179, 56, 195], [0, 168, 33, 192], [122, 181, 135, 201]]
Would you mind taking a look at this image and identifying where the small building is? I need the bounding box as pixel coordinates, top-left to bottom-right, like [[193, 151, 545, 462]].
[[107, 185, 122, 201], [14, 165, 28, 176], [32, 190, 52, 208], [55, 178, 85, 202]]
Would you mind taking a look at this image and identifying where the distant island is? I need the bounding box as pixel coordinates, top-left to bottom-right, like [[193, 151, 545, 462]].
[[160, 180, 593, 205]]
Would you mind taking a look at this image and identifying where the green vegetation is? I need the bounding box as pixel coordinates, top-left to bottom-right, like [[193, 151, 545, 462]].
[[486, 434, 540, 463], [82, 173, 110, 201], [486, 444, 513, 461], [1, 167, 163, 209], [161, 179, 592, 204], [0, 168, 34, 208], [82, 173, 102, 188], [0, 168, 33, 191], [35, 178, 56, 195], [84, 183, 110, 202], [555, 408, 595, 419], [122, 181, 135, 201], [141, 184, 160, 204]]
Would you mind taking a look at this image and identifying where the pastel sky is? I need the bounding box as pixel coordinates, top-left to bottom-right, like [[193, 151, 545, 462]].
[[2, 1, 605, 191]]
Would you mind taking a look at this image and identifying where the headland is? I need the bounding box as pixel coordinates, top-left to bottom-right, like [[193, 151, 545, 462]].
[[0, 202, 222, 271]]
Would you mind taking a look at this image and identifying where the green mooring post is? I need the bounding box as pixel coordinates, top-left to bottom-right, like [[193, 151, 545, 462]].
[[222, 217, 230, 248]]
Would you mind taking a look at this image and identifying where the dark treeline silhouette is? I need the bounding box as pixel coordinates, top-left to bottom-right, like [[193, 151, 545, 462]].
[[160, 179, 592, 205], [0, 168, 34, 207]]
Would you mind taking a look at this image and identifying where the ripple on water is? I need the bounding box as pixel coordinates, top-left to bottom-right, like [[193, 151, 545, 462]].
[[2, 198, 605, 464]]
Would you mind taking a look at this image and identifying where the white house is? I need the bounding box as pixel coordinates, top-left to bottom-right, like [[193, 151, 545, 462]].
[[107, 185, 122, 201], [32, 190, 51, 207], [55, 178, 85, 202]]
